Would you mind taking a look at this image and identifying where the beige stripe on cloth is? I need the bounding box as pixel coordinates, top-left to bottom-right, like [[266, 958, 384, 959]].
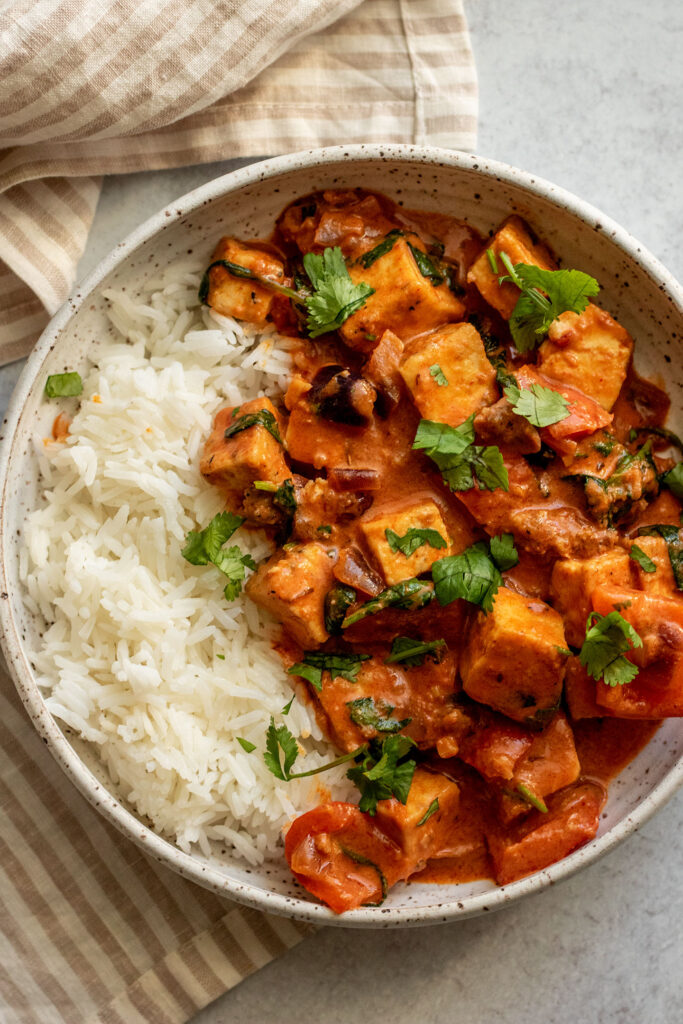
[[0, 1, 477, 1020], [0, 0, 477, 364]]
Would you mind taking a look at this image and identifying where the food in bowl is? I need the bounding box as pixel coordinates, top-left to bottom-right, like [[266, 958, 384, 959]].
[[24, 186, 683, 915]]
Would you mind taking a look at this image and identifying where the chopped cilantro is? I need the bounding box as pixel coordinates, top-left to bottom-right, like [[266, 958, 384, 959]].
[[413, 415, 509, 493], [317, 524, 332, 535], [486, 248, 499, 274], [638, 524, 683, 590], [263, 717, 365, 781], [663, 463, 683, 500], [385, 526, 447, 557], [429, 364, 449, 387], [416, 798, 440, 827], [224, 408, 283, 445], [346, 735, 417, 815], [198, 259, 300, 306], [237, 737, 256, 753], [384, 636, 446, 666], [489, 533, 519, 571], [630, 545, 657, 573], [342, 579, 433, 628], [287, 651, 370, 692], [346, 697, 411, 733], [45, 372, 83, 398], [516, 783, 548, 813], [407, 241, 445, 285], [497, 255, 600, 353], [503, 380, 570, 427], [216, 653, 226, 660], [303, 247, 374, 337], [579, 610, 642, 687], [432, 541, 503, 613], [359, 230, 403, 268], [181, 512, 256, 601], [282, 695, 295, 715]]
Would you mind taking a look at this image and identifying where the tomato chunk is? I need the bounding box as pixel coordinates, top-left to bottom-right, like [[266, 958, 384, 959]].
[[284, 803, 400, 913]]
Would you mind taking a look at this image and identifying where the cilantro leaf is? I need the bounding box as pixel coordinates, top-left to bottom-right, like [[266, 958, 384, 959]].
[[342, 579, 434, 628], [662, 463, 683, 500], [346, 697, 411, 733], [237, 737, 256, 753], [413, 415, 509, 493], [263, 717, 300, 780], [489, 533, 519, 571], [516, 783, 548, 814], [638, 524, 683, 590], [429, 364, 449, 387], [198, 259, 300, 307], [579, 610, 642, 687], [303, 247, 374, 338], [359, 230, 403, 268], [498, 257, 600, 353], [287, 651, 371, 691], [224, 409, 283, 445], [282, 695, 295, 715], [181, 512, 254, 600], [416, 798, 440, 827], [384, 636, 446, 666], [45, 371, 83, 398], [504, 381, 570, 427], [407, 241, 445, 285], [385, 527, 447, 557], [347, 735, 417, 815], [432, 541, 503, 613], [630, 545, 657, 573]]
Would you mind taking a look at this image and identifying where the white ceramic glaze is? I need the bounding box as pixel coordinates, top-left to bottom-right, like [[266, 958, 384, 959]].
[[1, 145, 682, 928]]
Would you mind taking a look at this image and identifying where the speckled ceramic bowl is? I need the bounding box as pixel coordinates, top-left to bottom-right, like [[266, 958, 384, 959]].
[[1, 145, 682, 927]]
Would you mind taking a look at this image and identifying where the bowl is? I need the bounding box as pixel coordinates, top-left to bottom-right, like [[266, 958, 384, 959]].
[[1, 144, 682, 927]]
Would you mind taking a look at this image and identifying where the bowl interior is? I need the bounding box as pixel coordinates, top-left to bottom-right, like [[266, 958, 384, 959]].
[[2, 148, 682, 926]]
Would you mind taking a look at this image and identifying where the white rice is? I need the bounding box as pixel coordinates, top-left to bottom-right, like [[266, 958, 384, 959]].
[[21, 259, 353, 865]]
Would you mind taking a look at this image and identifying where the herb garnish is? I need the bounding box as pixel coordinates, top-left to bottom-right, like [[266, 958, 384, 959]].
[[491, 251, 600, 353], [303, 247, 374, 337], [432, 534, 519, 612], [629, 545, 657, 574], [416, 798, 440, 826], [662, 463, 683, 500], [181, 512, 256, 600], [347, 697, 411, 734], [317, 524, 332, 535], [360, 229, 403, 268], [224, 409, 283, 445], [346, 735, 417, 815], [237, 737, 256, 753], [198, 259, 301, 306], [579, 610, 642, 687], [407, 241, 445, 285], [263, 717, 363, 781], [384, 636, 446, 666], [45, 372, 83, 398], [503, 380, 570, 428], [282, 695, 295, 715], [638, 524, 683, 590], [385, 527, 447, 557], [516, 783, 548, 814], [287, 651, 371, 691], [429, 364, 449, 387], [413, 415, 509, 493], [342, 579, 434, 628]]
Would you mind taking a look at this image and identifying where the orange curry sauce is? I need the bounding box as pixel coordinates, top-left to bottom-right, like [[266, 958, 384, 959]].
[[198, 188, 681, 911]]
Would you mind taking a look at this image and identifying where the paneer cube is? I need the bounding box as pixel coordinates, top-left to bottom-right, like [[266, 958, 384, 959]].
[[399, 323, 498, 427], [374, 769, 461, 874], [359, 500, 452, 585], [245, 542, 337, 647], [340, 235, 465, 349], [550, 549, 633, 647], [203, 237, 286, 325], [538, 304, 633, 411], [467, 216, 555, 319], [487, 781, 605, 885], [513, 711, 580, 800], [200, 397, 289, 495], [460, 588, 568, 724], [630, 536, 676, 595]]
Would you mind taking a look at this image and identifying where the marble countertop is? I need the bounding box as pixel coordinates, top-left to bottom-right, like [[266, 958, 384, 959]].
[[2, 1, 681, 1021]]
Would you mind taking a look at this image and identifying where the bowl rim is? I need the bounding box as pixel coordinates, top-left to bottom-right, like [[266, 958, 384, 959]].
[[1, 142, 682, 927]]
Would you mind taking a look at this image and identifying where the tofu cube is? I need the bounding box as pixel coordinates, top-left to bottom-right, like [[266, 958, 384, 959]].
[[200, 397, 289, 494], [513, 711, 580, 798], [399, 323, 498, 427], [631, 536, 676, 595], [373, 769, 461, 874], [538, 304, 633, 410], [550, 549, 633, 648], [245, 542, 336, 647], [204, 237, 286, 325], [467, 217, 555, 319], [360, 500, 452, 585], [460, 588, 567, 724], [340, 235, 465, 349]]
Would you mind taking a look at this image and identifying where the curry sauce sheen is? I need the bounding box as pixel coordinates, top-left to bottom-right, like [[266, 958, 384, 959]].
[[198, 188, 682, 912]]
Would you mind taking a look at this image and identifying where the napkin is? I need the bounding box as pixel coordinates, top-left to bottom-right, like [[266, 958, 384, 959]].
[[0, 1, 477, 1020]]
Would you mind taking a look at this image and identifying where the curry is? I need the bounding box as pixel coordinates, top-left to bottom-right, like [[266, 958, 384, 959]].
[[197, 188, 682, 913]]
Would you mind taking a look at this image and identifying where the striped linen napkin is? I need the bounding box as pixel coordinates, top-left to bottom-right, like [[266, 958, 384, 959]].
[[0, 1, 477, 1020]]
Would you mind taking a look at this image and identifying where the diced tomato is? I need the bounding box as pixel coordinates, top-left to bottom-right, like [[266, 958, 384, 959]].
[[514, 366, 612, 461], [284, 803, 401, 913]]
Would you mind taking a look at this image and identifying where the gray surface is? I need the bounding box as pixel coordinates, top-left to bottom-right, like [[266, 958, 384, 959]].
[[1, 0, 682, 1021]]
